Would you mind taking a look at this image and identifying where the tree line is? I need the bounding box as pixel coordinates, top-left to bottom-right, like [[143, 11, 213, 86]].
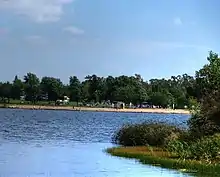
[[1, 51, 216, 108]]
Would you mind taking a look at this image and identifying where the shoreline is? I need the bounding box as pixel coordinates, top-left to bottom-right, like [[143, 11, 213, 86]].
[[1, 104, 190, 114], [107, 146, 220, 176]]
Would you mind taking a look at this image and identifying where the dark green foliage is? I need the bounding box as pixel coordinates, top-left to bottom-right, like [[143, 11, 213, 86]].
[[149, 92, 169, 108], [187, 51, 220, 138], [187, 112, 220, 139], [178, 130, 195, 143], [0, 72, 196, 107], [0, 82, 12, 103], [69, 76, 81, 104], [112, 122, 183, 147], [190, 136, 220, 162], [11, 75, 24, 100], [23, 73, 40, 103], [167, 140, 192, 160], [168, 135, 220, 162], [40, 76, 64, 101]]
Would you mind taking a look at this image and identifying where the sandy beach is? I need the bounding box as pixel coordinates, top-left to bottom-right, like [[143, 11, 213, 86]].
[[5, 104, 190, 114]]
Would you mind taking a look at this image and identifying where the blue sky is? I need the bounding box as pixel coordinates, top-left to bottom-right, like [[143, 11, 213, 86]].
[[0, 0, 218, 83]]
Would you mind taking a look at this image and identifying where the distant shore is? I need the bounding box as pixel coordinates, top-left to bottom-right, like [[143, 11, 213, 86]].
[[1, 104, 190, 114]]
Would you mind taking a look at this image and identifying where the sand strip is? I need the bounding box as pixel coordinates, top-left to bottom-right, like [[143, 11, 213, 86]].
[[4, 105, 190, 114]]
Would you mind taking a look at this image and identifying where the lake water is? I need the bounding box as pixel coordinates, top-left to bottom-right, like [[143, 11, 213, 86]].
[[0, 108, 194, 177]]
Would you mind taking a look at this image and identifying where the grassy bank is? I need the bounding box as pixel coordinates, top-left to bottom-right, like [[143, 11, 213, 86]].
[[107, 146, 220, 176], [1, 99, 79, 106]]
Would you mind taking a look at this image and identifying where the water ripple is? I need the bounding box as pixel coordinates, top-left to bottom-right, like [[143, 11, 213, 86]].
[[0, 108, 192, 177]]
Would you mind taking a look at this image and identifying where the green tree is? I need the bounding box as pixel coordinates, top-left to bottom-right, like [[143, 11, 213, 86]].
[[105, 76, 116, 102], [0, 82, 12, 103], [132, 75, 148, 104], [113, 86, 135, 104], [195, 51, 220, 97], [40, 77, 64, 102], [188, 51, 220, 137], [85, 75, 104, 102], [150, 92, 169, 108], [69, 76, 81, 105], [0, 65, 201, 108], [81, 80, 90, 103], [11, 75, 24, 100], [24, 73, 40, 103]]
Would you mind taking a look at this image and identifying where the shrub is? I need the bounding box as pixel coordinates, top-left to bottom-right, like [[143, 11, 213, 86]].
[[112, 122, 183, 147], [192, 135, 220, 161], [167, 140, 191, 160], [188, 111, 220, 139], [187, 90, 220, 139], [167, 134, 220, 162], [188, 97, 200, 113], [178, 130, 195, 143]]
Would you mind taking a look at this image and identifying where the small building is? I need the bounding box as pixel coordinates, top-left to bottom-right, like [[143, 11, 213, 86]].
[[55, 96, 70, 105], [55, 99, 63, 105], [113, 101, 125, 109], [20, 95, 25, 101], [63, 96, 70, 104], [141, 102, 151, 108]]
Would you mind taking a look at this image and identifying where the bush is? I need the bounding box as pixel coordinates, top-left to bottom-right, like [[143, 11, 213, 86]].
[[178, 130, 195, 143], [188, 111, 220, 139], [187, 90, 220, 139], [167, 134, 220, 162], [112, 122, 183, 147], [167, 140, 191, 160]]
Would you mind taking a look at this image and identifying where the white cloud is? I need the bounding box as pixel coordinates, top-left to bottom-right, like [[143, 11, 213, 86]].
[[63, 26, 84, 35], [0, 0, 74, 23], [173, 17, 182, 26]]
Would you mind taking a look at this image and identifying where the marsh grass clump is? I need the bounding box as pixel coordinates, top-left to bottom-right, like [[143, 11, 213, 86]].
[[167, 140, 191, 160], [107, 146, 220, 176], [112, 122, 183, 147], [167, 134, 220, 163]]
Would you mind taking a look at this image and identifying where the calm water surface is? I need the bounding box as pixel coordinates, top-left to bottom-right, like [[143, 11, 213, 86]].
[[0, 108, 193, 177]]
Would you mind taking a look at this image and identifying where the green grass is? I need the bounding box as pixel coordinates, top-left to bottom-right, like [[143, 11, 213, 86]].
[[0, 99, 80, 107], [106, 146, 220, 176], [0, 100, 113, 109], [0, 99, 119, 108]]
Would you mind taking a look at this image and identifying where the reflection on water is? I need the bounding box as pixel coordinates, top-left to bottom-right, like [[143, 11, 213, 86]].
[[0, 108, 193, 177], [0, 142, 189, 177]]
